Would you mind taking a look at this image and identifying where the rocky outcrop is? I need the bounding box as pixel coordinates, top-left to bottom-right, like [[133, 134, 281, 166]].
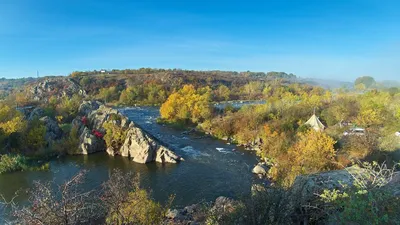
[[28, 107, 45, 121], [155, 146, 183, 163], [30, 77, 86, 101], [120, 127, 182, 164], [72, 101, 182, 164], [39, 116, 63, 142], [79, 127, 106, 154], [78, 100, 102, 116], [290, 166, 400, 205], [165, 196, 237, 224]]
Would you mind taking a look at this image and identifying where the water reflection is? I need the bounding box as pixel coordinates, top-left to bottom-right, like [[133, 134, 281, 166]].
[[0, 107, 258, 219]]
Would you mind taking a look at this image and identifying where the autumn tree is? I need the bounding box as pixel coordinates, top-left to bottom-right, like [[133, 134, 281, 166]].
[[214, 85, 231, 101], [160, 85, 213, 124], [96, 86, 120, 103], [57, 94, 82, 122], [259, 125, 288, 160], [0, 105, 27, 148], [356, 91, 390, 127], [269, 130, 337, 186]]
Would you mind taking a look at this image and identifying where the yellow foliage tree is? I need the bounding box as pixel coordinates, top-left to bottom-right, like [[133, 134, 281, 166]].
[[0, 106, 27, 135], [0, 116, 27, 135], [259, 125, 287, 160], [160, 85, 212, 124], [269, 130, 337, 187]]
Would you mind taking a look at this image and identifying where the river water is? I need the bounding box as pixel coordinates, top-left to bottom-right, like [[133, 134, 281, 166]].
[[0, 107, 259, 216]]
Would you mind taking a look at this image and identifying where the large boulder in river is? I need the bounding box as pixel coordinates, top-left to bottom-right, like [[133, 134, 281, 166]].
[[39, 116, 63, 141], [87, 105, 122, 132], [78, 127, 106, 154], [155, 146, 183, 164], [72, 100, 182, 164], [120, 126, 182, 164]]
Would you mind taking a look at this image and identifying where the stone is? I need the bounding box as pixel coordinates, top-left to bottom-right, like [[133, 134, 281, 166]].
[[106, 146, 116, 156], [78, 100, 102, 116], [28, 107, 45, 121], [252, 163, 268, 176], [120, 127, 157, 163], [39, 116, 63, 141], [30, 77, 86, 101], [71, 117, 86, 135], [166, 209, 181, 219], [155, 146, 182, 163], [213, 196, 236, 211], [87, 105, 121, 132], [120, 127, 182, 164], [184, 204, 200, 214], [290, 166, 400, 206], [79, 128, 106, 154], [71, 101, 182, 164]]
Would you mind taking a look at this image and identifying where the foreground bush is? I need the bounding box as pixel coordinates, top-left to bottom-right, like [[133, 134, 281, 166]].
[[0, 154, 48, 174], [319, 162, 400, 225], [0, 154, 28, 174], [2, 169, 171, 225]]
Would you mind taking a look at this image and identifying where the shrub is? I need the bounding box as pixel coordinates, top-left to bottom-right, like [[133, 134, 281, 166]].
[[57, 94, 82, 122], [11, 170, 101, 224], [0, 154, 28, 174], [0, 154, 48, 174], [269, 130, 338, 187], [53, 126, 80, 155], [102, 170, 172, 225], [25, 120, 47, 152], [319, 162, 400, 224], [204, 187, 295, 225], [341, 133, 378, 160], [103, 121, 127, 151]]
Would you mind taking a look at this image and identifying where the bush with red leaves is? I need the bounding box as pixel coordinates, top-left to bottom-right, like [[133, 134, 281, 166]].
[[92, 129, 103, 139], [81, 116, 88, 125]]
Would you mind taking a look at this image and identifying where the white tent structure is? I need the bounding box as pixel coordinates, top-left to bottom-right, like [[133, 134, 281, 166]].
[[305, 114, 325, 131]]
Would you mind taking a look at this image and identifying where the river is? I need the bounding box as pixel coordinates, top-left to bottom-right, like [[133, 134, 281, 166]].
[[0, 106, 259, 217]]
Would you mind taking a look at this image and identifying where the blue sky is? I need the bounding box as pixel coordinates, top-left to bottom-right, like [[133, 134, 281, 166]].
[[0, 0, 399, 81]]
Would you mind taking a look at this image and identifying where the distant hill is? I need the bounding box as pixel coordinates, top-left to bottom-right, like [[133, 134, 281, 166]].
[[298, 78, 353, 90], [379, 80, 400, 88]]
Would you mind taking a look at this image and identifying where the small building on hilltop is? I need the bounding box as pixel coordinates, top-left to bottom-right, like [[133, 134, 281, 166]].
[[305, 114, 325, 131]]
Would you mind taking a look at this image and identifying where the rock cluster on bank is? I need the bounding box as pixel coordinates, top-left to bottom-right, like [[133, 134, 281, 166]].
[[252, 162, 269, 178], [291, 165, 400, 203], [71, 101, 183, 164], [165, 196, 237, 225]]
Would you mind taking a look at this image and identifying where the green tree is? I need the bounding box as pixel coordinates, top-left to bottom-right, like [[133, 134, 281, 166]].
[[355, 76, 376, 89]]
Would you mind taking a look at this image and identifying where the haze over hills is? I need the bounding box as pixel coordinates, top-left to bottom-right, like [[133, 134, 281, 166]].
[[0, 69, 399, 94], [297, 77, 354, 90]]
